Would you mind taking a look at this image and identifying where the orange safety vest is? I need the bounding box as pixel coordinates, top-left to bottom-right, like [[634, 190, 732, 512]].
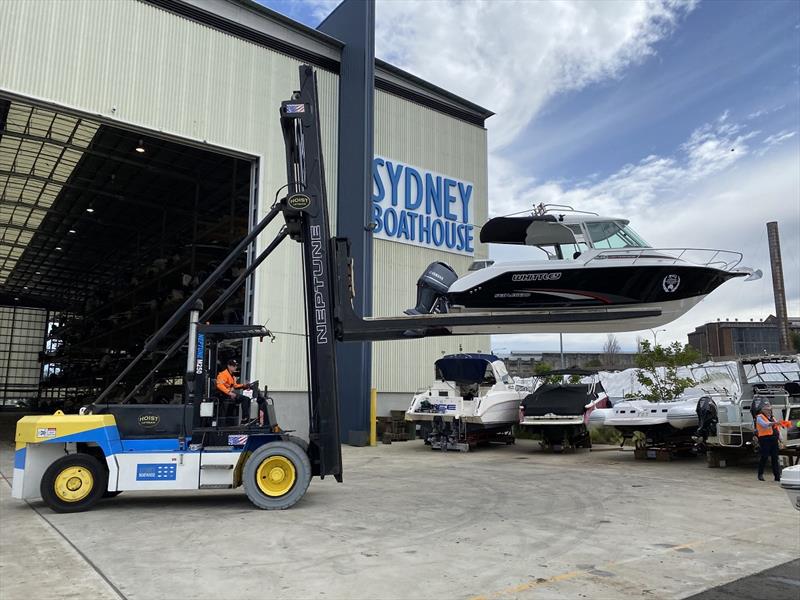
[[755, 415, 778, 438], [216, 369, 244, 395]]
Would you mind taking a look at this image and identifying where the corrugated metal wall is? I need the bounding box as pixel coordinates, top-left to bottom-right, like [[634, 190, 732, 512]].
[[372, 91, 490, 394], [0, 0, 339, 395]]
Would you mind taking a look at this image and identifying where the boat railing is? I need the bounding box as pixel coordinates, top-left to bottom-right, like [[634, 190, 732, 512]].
[[584, 247, 743, 271]]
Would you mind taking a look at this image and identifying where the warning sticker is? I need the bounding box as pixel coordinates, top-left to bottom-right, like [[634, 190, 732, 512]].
[[36, 428, 57, 438]]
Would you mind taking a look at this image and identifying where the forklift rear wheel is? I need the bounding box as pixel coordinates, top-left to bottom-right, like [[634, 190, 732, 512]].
[[40, 454, 107, 513], [243, 441, 311, 510]]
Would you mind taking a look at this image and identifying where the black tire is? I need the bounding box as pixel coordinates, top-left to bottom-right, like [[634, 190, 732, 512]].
[[40, 454, 107, 513], [242, 441, 311, 510]]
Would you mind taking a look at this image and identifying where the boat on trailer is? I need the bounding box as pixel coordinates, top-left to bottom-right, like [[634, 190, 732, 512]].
[[518, 369, 610, 451], [405, 353, 529, 451]]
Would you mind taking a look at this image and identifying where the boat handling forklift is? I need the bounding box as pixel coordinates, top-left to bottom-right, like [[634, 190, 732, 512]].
[[12, 66, 669, 512]]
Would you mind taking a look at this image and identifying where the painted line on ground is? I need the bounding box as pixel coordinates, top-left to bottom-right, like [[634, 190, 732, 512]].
[[0, 469, 127, 600]]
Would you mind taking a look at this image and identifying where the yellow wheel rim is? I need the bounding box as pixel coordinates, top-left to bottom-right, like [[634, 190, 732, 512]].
[[54, 466, 94, 503], [255, 455, 296, 497]]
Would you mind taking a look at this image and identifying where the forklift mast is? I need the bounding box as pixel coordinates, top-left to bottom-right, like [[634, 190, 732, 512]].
[[278, 66, 343, 481]]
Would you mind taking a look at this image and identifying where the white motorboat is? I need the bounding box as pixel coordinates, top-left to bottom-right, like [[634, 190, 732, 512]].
[[407, 204, 760, 334], [518, 369, 610, 451], [405, 353, 528, 451], [591, 380, 736, 450]]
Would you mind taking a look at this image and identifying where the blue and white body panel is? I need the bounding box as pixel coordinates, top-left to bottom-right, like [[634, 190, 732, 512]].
[[12, 412, 260, 499]]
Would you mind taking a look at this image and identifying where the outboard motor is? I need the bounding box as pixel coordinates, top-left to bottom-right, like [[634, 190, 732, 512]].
[[694, 396, 718, 447], [405, 262, 458, 315]]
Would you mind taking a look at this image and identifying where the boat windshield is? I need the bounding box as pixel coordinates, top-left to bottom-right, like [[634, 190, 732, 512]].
[[492, 360, 512, 384], [585, 221, 650, 249]]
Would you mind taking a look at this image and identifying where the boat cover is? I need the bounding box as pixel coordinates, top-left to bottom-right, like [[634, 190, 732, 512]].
[[522, 384, 594, 417], [435, 354, 498, 383], [479, 216, 575, 246]]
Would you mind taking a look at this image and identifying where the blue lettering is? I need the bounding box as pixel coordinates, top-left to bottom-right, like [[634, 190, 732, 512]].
[[456, 224, 466, 250], [407, 212, 417, 241], [397, 210, 410, 240], [464, 225, 474, 253], [384, 207, 398, 236], [371, 203, 383, 234], [419, 216, 431, 244], [372, 158, 385, 202], [404, 167, 423, 210], [443, 178, 458, 221], [444, 222, 457, 249], [458, 183, 472, 224], [386, 162, 403, 207], [425, 174, 443, 217], [432, 219, 444, 246]]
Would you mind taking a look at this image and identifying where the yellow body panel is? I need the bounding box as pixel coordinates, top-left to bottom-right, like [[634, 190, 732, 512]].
[[15, 411, 117, 450]]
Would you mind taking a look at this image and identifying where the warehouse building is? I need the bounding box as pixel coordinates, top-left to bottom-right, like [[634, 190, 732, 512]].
[[0, 0, 492, 439]]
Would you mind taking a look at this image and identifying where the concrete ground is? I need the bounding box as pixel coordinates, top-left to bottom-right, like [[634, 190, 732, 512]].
[[1, 434, 798, 600]]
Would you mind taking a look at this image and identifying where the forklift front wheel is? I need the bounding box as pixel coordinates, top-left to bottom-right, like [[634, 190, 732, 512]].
[[243, 441, 311, 510], [40, 454, 107, 513]]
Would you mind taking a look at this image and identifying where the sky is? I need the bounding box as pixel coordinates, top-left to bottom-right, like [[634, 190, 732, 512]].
[[257, 0, 800, 353]]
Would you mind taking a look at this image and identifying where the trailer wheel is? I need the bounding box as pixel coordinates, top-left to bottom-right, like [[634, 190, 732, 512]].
[[243, 441, 311, 510], [40, 454, 107, 513]]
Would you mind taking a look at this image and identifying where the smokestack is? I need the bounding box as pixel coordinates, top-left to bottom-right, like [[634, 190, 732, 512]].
[[767, 221, 791, 353]]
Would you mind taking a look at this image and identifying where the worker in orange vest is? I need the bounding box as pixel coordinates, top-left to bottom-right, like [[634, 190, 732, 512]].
[[755, 403, 781, 482], [216, 359, 254, 425]]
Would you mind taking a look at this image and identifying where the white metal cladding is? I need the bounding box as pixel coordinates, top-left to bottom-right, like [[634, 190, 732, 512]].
[[372, 90, 490, 393], [0, 0, 340, 392]]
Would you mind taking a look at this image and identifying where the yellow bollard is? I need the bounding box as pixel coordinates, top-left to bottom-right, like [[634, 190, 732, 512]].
[[370, 388, 377, 446]]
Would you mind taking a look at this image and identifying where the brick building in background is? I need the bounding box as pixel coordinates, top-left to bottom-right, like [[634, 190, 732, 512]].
[[687, 315, 800, 358]]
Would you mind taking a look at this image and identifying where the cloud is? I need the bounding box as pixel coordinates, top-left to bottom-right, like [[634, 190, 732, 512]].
[[757, 129, 798, 155], [486, 111, 762, 220], [374, 0, 697, 150]]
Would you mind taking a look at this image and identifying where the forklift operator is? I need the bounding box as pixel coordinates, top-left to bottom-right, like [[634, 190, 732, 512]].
[[216, 359, 253, 425]]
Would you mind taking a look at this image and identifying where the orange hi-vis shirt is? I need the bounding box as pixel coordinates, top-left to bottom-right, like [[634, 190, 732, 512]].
[[216, 369, 245, 395], [755, 414, 779, 437]]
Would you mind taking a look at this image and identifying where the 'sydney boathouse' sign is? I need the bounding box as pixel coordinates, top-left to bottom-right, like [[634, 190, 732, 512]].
[[371, 157, 475, 256]]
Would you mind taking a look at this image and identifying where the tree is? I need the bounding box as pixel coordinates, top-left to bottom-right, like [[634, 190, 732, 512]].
[[633, 340, 702, 402], [533, 362, 562, 384], [603, 334, 621, 367]]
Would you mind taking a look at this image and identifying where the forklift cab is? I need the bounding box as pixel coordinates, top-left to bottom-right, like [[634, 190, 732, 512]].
[[85, 323, 275, 441], [191, 323, 275, 430]]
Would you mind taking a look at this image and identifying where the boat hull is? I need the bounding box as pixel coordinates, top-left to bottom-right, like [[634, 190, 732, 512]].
[[448, 263, 741, 312], [406, 393, 520, 429], [447, 298, 704, 334]]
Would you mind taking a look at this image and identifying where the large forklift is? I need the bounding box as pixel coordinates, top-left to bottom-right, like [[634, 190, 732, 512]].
[[13, 66, 660, 512]]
